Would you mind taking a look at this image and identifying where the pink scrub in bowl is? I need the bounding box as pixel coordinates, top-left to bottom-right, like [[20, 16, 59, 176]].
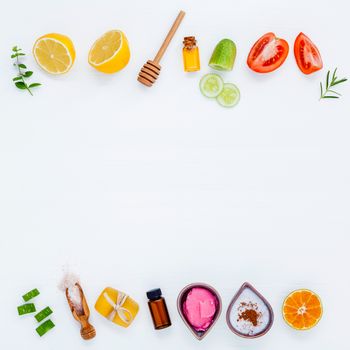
[[177, 283, 222, 340], [183, 287, 218, 331]]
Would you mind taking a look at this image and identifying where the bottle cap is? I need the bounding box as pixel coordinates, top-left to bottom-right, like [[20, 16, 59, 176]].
[[147, 288, 162, 301], [183, 36, 197, 49]]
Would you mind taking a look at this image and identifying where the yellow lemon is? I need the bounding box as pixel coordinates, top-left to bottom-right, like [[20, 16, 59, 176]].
[[88, 30, 130, 74], [33, 33, 76, 74]]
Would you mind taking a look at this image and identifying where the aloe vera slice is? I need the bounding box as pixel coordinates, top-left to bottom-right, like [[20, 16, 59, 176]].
[[36, 319, 55, 337], [35, 307, 53, 322], [22, 288, 40, 302], [17, 303, 36, 315]]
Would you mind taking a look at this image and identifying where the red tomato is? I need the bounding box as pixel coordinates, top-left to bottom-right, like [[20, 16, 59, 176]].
[[247, 32, 289, 73], [294, 32, 323, 74]]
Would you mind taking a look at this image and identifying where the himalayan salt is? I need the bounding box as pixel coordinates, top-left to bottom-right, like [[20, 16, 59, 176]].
[[58, 272, 83, 315]]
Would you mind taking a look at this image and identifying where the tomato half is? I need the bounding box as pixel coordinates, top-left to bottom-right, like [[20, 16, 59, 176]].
[[247, 32, 289, 73], [294, 32, 323, 75]]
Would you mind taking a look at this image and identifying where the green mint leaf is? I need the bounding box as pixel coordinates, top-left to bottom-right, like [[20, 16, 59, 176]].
[[28, 83, 41, 88], [11, 53, 25, 58], [11, 46, 41, 95], [15, 81, 27, 90], [23, 71, 33, 78], [320, 82, 323, 98]]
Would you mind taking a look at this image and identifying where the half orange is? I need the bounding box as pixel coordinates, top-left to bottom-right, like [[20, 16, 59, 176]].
[[282, 289, 322, 330]]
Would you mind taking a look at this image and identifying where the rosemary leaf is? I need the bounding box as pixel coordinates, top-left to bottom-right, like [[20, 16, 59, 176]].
[[332, 68, 337, 82], [332, 78, 348, 86], [326, 70, 330, 89], [327, 89, 342, 96], [320, 68, 347, 100]]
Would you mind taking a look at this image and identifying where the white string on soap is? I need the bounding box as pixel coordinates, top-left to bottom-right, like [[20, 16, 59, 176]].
[[104, 292, 134, 324]]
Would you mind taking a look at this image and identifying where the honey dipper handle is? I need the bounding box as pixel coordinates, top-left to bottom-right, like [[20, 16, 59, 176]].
[[154, 10, 185, 63]]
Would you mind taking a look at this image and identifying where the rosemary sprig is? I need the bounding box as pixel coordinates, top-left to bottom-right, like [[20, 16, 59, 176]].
[[320, 68, 347, 100], [12, 46, 41, 96]]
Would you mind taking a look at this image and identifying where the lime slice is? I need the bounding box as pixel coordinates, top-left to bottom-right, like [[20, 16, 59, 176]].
[[209, 39, 236, 71], [199, 73, 224, 98], [216, 83, 240, 107]]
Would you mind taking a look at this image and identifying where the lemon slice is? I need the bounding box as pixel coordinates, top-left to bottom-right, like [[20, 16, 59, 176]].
[[33, 33, 75, 74], [88, 30, 130, 74]]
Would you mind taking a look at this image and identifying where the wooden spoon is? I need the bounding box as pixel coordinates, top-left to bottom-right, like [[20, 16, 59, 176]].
[[65, 283, 96, 340], [137, 10, 185, 87]]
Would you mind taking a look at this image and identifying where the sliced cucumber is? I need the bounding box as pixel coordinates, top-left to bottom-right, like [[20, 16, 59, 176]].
[[199, 73, 224, 98], [216, 83, 240, 108], [209, 39, 237, 71]]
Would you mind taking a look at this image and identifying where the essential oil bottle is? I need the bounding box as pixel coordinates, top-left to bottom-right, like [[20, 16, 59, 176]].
[[147, 288, 172, 330], [182, 36, 200, 72]]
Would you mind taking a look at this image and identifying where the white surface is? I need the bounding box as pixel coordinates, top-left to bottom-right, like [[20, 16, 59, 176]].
[[0, 0, 349, 349]]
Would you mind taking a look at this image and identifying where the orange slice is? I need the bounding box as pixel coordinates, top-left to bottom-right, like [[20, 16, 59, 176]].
[[282, 289, 322, 330]]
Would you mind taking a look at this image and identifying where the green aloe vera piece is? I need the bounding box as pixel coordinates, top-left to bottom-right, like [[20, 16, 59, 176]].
[[22, 288, 40, 302], [17, 303, 36, 315], [36, 319, 55, 337], [35, 307, 53, 322]]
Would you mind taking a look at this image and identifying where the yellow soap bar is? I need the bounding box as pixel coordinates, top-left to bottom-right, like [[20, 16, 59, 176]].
[[95, 287, 139, 328]]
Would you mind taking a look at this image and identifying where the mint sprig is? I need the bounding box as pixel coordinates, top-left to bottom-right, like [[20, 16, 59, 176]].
[[320, 68, 347, 100], [12, 46, 41, 96]]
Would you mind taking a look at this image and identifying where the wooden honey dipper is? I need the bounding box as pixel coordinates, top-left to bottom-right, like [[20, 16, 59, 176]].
[[66, 283, 96, 340], [137, 10, 185, 87]]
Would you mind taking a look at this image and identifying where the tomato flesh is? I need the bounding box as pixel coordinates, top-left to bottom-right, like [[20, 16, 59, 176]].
[[294, 32, 323, 74], [247, 32, 289, 73]]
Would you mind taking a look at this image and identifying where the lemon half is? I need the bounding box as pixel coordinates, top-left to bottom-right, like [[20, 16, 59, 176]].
[[33, 33, 76, 74], [88, 30, 130, 74]]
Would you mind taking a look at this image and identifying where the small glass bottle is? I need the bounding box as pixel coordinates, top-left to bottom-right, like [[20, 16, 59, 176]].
[[182, 36, 200, 72], [147, 288, 171, 330]]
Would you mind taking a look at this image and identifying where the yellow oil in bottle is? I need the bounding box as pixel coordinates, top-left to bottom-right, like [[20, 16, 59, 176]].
[[183, 36, 200, 72]]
